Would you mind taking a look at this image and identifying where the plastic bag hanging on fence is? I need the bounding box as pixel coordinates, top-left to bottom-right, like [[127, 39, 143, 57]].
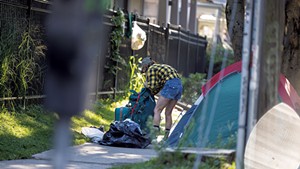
[[131, 21, 147, 50], [99, 119, 151, 148]]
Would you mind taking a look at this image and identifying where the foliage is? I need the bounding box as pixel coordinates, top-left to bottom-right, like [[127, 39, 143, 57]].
[[0, 105, 56, 160], [0, 25, 46, 109], [72, 98, 127, 145], [111, 151, 235, 169], [0, 98, 126, 160], [105, 9, 127, 75], [181, 73, 207, 105], [17, 26, 47, 96], [128, 56, 145, 92], [206, 43, 235, 74], [0, 28, 16, 108]]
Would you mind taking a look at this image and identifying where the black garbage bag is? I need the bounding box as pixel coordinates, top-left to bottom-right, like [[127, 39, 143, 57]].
[[99, 119, 151, 148]]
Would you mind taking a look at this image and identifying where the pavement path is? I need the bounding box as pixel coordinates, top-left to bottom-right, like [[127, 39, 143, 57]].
[[0, 143, 158, 169]]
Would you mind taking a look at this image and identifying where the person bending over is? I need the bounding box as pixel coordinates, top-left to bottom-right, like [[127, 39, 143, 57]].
[[140, 57, 183, 140]]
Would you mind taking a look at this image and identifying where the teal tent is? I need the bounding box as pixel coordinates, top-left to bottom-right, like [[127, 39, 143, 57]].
[[167, 61, 300, 149]]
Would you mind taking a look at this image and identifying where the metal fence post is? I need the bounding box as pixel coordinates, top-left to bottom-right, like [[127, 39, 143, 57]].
[[195, 35, 199, 73], [186, 31, 190, 75], [177, 26, 181, 69], [146, 18, 151, 56], [27, 0, 32, 27], [165, 23, 170, 63], [95, 53, 100, 101], [24, 0, 33, 109]]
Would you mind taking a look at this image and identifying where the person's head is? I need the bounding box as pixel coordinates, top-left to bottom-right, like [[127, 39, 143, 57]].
[[140, 57, 155, 73]]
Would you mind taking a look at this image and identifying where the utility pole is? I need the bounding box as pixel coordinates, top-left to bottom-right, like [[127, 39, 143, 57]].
[[236, 0, 285, 168], [236, 0, 254, 168]]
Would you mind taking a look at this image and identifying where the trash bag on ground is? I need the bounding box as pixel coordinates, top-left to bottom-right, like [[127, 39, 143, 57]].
[[99, 119, 151, 148]]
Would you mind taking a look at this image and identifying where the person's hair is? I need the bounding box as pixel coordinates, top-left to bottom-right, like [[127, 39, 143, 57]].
[[141, 60, 156, 73], [148, 59, 156, 65]]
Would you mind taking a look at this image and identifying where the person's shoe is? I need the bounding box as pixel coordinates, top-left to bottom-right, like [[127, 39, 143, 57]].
[[163, 130, 170, 141], [150, 126, 160, 139]]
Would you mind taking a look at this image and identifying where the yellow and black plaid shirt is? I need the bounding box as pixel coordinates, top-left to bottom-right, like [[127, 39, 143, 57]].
[[145, 64, 179, 95]]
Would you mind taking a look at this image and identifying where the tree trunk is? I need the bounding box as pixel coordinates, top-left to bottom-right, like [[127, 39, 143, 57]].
[[225, 0, 245, 61], [281, 0, 300, 95], [226, 0, 300, 95], [257, 0, 285, 118]]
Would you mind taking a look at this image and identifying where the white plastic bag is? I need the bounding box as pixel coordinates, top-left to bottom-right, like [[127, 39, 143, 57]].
[[131, 21, 147, 50], [81, 127, 104, 143]]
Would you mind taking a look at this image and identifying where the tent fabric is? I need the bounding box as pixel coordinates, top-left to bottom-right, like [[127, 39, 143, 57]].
[[167, 105, 197, 147], [166, 61, 300, 149]]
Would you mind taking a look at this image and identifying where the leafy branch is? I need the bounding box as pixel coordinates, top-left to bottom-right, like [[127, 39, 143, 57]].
[[105, 9, 127, 75]]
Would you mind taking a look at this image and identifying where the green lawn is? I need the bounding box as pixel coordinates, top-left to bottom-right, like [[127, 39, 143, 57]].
[[0, 105, 56, 160], [0, 99, 126, 161]]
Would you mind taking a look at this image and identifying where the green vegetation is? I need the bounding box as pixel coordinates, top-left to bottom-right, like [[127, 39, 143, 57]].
[[0, 98, 125, 161], [105, 9, 127, 75], [128, 56, 145, 92], [206, 43, 235, 75], [181, 73, 207, 105], [71, 99, 126, 145], [111, 151, 235, 169], [0, 105, 56, 160], [0, 24, 46, 109]]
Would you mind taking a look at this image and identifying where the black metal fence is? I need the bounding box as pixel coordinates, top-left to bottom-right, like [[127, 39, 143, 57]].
[[106, 11, 208, 95], [0, 1, 207, 104], [127, 15, 207, 76]]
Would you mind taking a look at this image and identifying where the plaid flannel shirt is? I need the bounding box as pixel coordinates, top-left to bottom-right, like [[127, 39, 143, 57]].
[[145, 64, 179, 95]]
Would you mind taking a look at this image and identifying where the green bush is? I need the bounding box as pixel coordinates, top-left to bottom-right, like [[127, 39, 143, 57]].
[[206, 43, 235, 75], [181, 73, 207, 105]]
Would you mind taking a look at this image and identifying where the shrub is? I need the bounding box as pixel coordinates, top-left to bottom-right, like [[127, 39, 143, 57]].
[[181, 73, 207, 105], [206, 43, 235, 75]]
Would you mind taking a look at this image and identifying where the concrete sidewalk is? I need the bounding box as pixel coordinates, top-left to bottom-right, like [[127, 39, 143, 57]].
[[0, 143, 158, 169]]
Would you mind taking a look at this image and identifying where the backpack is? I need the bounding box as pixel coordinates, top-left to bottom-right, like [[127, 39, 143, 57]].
[[115, 88, 156, 130]]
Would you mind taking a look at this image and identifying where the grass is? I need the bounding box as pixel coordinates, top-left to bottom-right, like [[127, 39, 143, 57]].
[[0, 98, 127, 161], [0, 98, 235, 168], [110, 151, 236, 169], [71, 99, 127, 145], [0, 105, 56, 160]]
